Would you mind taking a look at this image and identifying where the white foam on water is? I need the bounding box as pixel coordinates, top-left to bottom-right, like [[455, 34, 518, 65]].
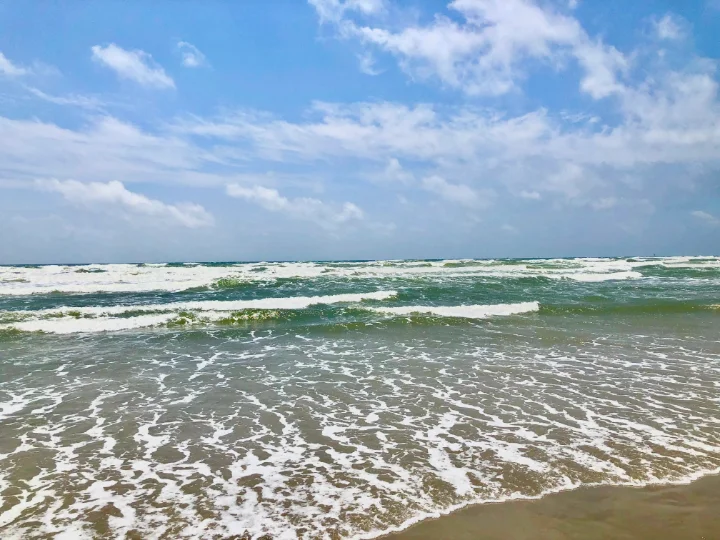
[[8, 313, 179, 334], [6, 255, 718, 296], [372, 301, 540, 319], [556, 270, 643, 282], [3, 257, 720, 539], [0, 291, 397, 334], [0, 264, 242, 296], [559, 270, 643, 282]]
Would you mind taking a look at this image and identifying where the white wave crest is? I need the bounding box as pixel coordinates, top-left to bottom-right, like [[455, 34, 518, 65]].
[[372, 301, 540, 319], [1, 291, 396, 334], [4, 256, 720, 297]]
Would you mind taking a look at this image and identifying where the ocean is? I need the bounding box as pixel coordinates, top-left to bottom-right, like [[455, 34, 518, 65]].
[[1, 257, 719, 539]]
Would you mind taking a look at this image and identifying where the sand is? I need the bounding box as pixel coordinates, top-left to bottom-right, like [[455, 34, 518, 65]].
[[384, 475, 720, 540]]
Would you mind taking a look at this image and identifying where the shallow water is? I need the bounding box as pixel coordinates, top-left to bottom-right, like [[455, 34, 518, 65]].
[[1, 257, 719, 538]]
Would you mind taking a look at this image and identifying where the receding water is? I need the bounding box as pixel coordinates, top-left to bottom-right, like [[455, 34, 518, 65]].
[[1, 257, 719, 538]]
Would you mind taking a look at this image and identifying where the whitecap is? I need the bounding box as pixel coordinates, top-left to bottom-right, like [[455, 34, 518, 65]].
[[372, 301, 540, 319], [1, 291, 397, 334]]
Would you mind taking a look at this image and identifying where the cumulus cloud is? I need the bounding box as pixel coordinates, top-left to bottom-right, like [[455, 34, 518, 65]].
[[177, 41, 207, 68], [36, 179, 214, 228], [0, 51, 29, 76], [226, 184, 364, 228], [573, 40, 627, 99], [692, 210, 720, 226], [3, 52, 720, 215], [91, 44, 175, 89], [312, 0, 627, 97], [1, 25, 719, 234], [176, 66, 720, 177]]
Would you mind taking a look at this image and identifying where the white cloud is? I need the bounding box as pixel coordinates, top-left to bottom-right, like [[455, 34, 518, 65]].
[[0, 51, 29, 76], [380, 158, 413, 183], [691, 210, 720, 226], [0, 115, 215, 186], [177, 41, 207, 68], [309, 0, 385, 23], [358, 52, 381, 75], [27, 87, 104, 110], [573, 40, 627, 99], [181, 66, 720, 169], [91, 44, 175, 89], [171, 61, 720, 202], [422, 175, 484, 207], [2, 51, 718, 215], [316, 0, 627, 97], [36, 179, 214, 228], [654, 14, 684, 41], [226, 184, 364, 228], [541, 163, 592, 199], [1, 39, 719, 227]]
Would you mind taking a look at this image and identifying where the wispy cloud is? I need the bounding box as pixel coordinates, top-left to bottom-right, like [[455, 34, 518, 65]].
[[358, 52, 381, 75], [226, 184, 363, 228], [0, 51, 29, 77], [309, 0, 385, 23], [421, 175, 485, 207], [177, 41, 207, 68], [0, 115, 219, 186], [36, 179, 214, 228], [654, 14, 684, 41], [27, 87, 105, 110], [91, 44, 175, 89], [692, 210, 720, 226]]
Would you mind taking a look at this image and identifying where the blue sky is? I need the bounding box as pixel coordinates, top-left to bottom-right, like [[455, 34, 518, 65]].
[[1, 0, 719, 263]]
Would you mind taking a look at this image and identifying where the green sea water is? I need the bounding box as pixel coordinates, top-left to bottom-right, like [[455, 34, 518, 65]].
[[1, 257, 719, 538]]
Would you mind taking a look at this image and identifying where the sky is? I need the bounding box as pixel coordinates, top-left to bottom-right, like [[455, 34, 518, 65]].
[[0, 0, 719, 263]]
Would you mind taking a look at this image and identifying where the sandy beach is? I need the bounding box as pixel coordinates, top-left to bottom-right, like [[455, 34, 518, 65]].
[[386, 475, 720, 540]]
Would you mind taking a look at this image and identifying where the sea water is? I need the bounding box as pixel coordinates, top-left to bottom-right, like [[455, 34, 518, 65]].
[[1, 257, 719, 538]]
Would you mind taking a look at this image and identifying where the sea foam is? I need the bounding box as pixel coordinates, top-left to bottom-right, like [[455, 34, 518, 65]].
[[1, 291, 397, 334], [372, 301, 540, 319]]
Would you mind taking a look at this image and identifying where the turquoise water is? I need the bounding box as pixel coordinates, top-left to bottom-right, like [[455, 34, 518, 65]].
[[1, 257, 719, 538]]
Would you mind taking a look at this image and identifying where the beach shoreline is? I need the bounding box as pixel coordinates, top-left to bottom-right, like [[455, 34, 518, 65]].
[[383, 474, 720, 539]]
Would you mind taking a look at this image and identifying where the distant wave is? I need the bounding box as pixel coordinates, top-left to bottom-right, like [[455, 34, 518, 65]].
[[556, 271, 642, 282], [5, 257, 720, 296], [542, 300, 720, 316]]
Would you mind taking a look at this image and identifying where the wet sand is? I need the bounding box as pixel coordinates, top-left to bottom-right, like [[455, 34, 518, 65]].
[[385, 475, 720, 540]]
